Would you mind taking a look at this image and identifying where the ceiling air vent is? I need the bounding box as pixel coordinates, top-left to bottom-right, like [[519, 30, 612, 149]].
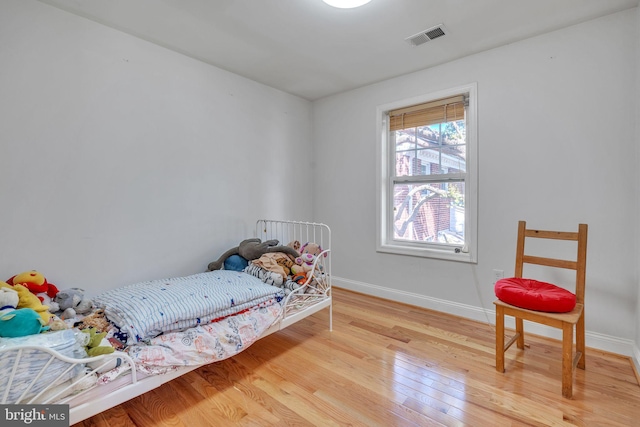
[[405, 24, 447, 47]]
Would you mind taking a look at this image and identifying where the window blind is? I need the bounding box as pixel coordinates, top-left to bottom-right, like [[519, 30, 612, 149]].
[[389, 95, 466, 131]]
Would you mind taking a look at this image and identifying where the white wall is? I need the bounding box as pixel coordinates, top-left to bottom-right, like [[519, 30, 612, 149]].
[[314, 10, 639, 353], [0, 0, 314, 294]]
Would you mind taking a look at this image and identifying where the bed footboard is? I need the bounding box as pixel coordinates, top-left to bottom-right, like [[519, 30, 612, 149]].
[[256, 219, 332, 330], [0, 344, 136, 422]]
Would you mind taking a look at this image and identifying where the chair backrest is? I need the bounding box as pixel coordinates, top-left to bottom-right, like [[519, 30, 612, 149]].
[[514, 221, 588, 304]]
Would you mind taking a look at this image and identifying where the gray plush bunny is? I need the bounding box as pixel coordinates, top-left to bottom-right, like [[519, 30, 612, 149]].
[[207, 238, 299, 271]]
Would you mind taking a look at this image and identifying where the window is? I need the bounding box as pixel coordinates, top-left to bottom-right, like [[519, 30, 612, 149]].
[[376, 83, 477, 262]]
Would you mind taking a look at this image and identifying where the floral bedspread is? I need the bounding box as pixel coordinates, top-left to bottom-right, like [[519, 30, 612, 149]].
[[125, 300, 282, 375]]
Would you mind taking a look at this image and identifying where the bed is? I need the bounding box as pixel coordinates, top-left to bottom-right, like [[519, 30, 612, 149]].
[[0, 219, 332, 425]]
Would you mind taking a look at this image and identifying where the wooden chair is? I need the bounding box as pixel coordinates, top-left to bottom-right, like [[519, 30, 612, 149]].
[[494, 221, 588, 398]]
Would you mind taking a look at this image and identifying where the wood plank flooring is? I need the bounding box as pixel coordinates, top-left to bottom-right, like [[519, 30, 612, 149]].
[[73, 288, 640, 426]]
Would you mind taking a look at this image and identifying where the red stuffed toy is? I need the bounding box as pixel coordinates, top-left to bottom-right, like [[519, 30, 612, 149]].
[[7, 270, 59, 303]]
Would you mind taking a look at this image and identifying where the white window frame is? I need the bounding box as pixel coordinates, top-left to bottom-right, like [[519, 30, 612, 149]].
[[376, 83, 478, 263]]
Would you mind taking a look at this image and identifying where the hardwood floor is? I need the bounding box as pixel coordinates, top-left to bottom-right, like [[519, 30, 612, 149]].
[[74, 288, 640, 426]]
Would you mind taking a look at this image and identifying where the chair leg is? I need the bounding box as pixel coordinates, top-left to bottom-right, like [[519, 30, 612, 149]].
[[496, 306, 505, 373], [515, 317, 524, 349], [576, 311, 585, 370], [562, 322, 574, 398]]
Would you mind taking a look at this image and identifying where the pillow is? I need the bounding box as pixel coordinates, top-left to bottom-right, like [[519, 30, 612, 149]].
[[495, 277, 576, 313]]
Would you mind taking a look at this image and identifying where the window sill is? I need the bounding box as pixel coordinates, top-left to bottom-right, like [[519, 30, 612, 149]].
[[377, 242, 476, 263]]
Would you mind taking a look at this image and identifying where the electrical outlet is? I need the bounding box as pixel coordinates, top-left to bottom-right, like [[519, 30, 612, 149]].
[[493, 269, 504, 284]]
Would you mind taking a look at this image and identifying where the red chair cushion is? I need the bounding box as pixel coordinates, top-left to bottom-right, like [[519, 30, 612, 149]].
[[495, 277, 576, 313]]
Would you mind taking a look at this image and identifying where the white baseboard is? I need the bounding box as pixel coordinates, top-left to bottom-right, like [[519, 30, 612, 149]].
[[334, 276, 638, 360]]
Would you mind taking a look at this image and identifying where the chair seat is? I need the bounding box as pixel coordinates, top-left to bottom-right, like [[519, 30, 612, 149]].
[[495, 277, 576, 313], [494, 299, 584, 326]]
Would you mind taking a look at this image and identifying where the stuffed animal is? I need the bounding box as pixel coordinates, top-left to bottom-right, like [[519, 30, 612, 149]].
[[48, 317, 68, 331], [294, 242, 326, 277], [0, 287, 19, 315], [7, 271, 60, 311], [78, 327, 115, 357], [0, 282, 53, 323], [75, 309, 111, 333], [287, 240, 302, 252], [293, 253, 317, 277], [54, 288, 93, 319], [0, 287, 49, 337], [207, 238, 300, 271], [300, 242, 326, 258]]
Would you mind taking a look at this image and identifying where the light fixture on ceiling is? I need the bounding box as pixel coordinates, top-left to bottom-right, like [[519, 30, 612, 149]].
[[322, 0, 372, 8]]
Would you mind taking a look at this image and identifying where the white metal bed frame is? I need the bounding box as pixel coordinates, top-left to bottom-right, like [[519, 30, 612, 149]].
[[0, 219, 332, 425], [255, 219, 332, 330]]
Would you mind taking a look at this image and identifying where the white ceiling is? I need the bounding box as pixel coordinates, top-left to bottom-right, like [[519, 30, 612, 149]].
[[38, 0, 639, 100]]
